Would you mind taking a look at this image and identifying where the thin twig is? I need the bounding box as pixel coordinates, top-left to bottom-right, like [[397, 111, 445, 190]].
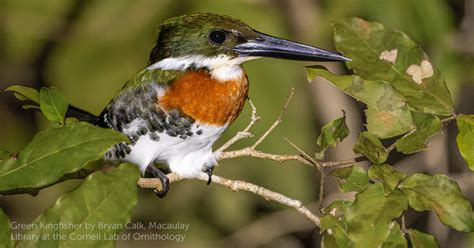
[[318, 170, 326, 210], [251, 88, 294, 149], [138, 173, 320, 226], [320, 156, 366, 168], [217, 100, 260, 152], [284, 137, 319, 168], [218, 148, 313, 166]]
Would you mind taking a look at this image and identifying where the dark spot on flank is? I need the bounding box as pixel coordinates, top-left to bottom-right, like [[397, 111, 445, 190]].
[[137, 126, 148, 135], [149, 132, 160, 141], [196, 129, 203, 135]]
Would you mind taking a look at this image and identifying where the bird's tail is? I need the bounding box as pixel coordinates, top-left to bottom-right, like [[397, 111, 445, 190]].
[[66, 105, 98, 124]]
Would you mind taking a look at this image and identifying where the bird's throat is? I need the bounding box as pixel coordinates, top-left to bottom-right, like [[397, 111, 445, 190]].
[[148, 55, 256, 81]]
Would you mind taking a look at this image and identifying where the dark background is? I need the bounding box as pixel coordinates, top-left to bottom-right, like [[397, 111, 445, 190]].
[[0, 0, 473, 247]]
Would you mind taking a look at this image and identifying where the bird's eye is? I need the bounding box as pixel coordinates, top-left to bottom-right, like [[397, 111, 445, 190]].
[[209, 30, 227, 45]]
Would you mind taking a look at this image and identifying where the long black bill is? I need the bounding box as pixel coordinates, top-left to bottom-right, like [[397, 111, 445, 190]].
[[233, 31, 350, 62]]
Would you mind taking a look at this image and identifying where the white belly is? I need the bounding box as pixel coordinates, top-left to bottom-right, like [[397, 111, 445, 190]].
[[116, 118, 227, 178]]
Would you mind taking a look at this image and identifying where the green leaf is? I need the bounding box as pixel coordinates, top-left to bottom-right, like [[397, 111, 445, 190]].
[[321, 201, 352, 248], [316, 111, 350, 159], [368, 164, 406, 195], [39, 87, 69, 125], [408, 229, 439, 248], [395, 112, 441, 154], [0, 150, 10, 162], [329, 165, 370, 192], [346, 183, 408, 248], [382, 222, 407, 248], [17, 163, 139, 247], [332, 17, 453, 116], [5, 85, 40, 104], [0, 122, 127, 192], [0, 209, 13, 248], [353, 132, 388, 164], [22, 105, 40, 110], [399, 173, 474, 232], [456, 115, 474, 170], [365, 107, 414, 139], [307, 66, 413, 138]]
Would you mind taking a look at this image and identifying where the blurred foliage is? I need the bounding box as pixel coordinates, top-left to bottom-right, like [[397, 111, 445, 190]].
[[0, 0, 473, 247]]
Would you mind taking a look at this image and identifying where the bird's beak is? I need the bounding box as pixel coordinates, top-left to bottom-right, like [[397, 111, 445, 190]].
[[233, 31, 350, 62]]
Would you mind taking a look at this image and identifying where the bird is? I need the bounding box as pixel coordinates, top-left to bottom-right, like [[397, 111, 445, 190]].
[[70, 13, 349, 197]]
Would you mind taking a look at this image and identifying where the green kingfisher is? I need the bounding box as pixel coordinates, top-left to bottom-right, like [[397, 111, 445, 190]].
[[82, 13, 349, 197]]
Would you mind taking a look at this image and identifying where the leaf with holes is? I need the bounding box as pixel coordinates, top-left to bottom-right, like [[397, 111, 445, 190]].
[[0, 122, 127, 192], [17, 163, 139, 247], [368, 164, 406, 195], [395, 112, 441, 154], [39, 87, 69, 125], [329, 165, 370, 192], [316, 111, 350, 159], [408, 229, 439, 248], [399, 173, 474, 232], [307, 66, 413, 138], [321, 201, 351, 248], [345, 183, 408, 247], [353, 132, 388, 164], [456, 115, 474, 170], [332, 17, 453, 116]]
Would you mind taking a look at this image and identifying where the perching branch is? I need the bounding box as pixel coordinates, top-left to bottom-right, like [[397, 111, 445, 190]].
[[139, 88, 322, 226], [2, 88, 459, 228], [138, 173, 320, 226]]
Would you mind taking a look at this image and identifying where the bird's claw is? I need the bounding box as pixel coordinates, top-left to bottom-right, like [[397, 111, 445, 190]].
[[145, 164, 169, 198], [204, 165, 214, 185]]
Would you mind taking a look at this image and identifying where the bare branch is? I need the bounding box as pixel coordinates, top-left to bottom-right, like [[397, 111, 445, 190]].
[[218, 148, 313, 166], [318, 170, 326, 210], [138, 173, 320, 226], [217, 100, 260, 152], [284, 137, 319, 168], [320, 156, 366, 168]]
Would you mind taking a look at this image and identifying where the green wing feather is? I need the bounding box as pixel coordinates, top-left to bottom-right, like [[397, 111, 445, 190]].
[[96, 68, 184, 127], [122, 68, 185, 90]]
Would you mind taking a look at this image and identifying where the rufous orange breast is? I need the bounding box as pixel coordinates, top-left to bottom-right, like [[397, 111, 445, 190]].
[[159, 70, 249, 126]]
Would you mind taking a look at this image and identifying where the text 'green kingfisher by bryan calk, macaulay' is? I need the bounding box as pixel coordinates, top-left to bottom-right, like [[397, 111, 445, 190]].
[[83, 13, 349, 197]]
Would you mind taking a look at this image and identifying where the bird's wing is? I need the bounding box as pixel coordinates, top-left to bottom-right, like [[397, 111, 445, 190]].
[[121, 68, 185, 90], [96, 68, 185, 128]]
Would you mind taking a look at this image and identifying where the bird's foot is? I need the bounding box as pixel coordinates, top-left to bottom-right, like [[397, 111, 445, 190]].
[[203, 163, 215, 185], [145, 164, 169, 198]]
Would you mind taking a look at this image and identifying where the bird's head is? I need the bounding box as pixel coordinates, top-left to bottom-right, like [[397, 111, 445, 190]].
[[148, 13, 349, 80]]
